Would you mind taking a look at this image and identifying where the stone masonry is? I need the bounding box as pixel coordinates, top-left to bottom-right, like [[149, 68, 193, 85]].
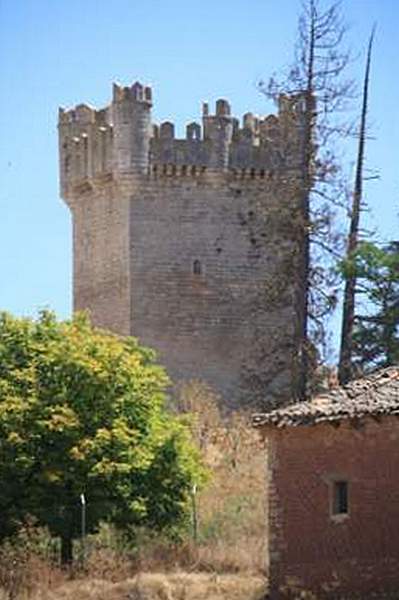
[[58, 81, 305, 409]]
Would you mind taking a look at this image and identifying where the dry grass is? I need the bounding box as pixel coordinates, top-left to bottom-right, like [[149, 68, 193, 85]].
[[29, 572, 266, 600], [0, 529, 65, 600], [176, 381, 267, 574]]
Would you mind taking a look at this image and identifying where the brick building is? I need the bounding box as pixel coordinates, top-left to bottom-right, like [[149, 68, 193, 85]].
[[253, 366, 399, 598], [58, 81, 306, 409]]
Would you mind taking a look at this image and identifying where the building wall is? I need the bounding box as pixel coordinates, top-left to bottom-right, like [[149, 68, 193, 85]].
[[129, 170, 300, 409], [58, 82, 305, 409], [266, 417, 399, 598], [69, 181, 131, 336]]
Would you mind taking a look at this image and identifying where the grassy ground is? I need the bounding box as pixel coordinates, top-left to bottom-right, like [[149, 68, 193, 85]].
[[28, 573, 266, 600]]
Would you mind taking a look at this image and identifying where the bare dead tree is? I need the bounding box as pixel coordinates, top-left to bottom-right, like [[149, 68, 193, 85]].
[[260, 0, 354, 399], [338, 26, 376, 385]]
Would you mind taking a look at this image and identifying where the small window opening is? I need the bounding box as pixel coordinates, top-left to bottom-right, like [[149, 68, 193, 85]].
[[193, 260, 202, 275], [332, 481, 348, 515]]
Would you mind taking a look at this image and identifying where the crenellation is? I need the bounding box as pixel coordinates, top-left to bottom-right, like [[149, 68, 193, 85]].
[[160, 121, 175, 139], [59, 109, 114, 198], [112, 81, 153, 105], [243, 112, 256, 132], [58, 79, 305, 409], [259, 114, 280, 143], [59, 81, 304, 194], [231, 117, 240, 140], [95, 107, 111, 126], [131, 81, 144, 101], [75, 104, 96, 124], [215, 98, 231, 117], [186, 122, 201, 141], [152, 124, 160, 139]]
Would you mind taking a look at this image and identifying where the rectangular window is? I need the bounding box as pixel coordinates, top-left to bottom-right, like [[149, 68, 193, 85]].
[[332, 480, 348, 515]]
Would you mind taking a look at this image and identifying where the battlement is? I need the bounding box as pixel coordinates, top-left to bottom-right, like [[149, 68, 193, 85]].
[[112, 81, 152, 104], [58, 102, 113, 198], [58, 81, 305, 198]]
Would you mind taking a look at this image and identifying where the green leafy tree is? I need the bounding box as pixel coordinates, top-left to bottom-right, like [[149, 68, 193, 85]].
[[0, 311, 204, 564], [340, 241, 399, 372]]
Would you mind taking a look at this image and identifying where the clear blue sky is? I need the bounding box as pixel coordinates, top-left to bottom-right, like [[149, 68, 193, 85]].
[[0, 0, 398, 338]]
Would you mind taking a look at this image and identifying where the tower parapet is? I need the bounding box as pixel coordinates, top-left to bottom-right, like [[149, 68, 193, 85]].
[[58, 81, 152, 201], [58, 80, 305, 201], [58, 103, 113, 200]]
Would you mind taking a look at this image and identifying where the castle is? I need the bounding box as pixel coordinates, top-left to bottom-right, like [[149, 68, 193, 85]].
[[58, 81, 305, 409]]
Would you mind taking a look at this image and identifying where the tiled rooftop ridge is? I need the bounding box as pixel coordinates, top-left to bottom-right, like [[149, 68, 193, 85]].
[[252, 366, 399, 428]]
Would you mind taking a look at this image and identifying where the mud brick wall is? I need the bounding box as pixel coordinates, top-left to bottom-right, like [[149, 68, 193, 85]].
[[265, 417, 399, 598]]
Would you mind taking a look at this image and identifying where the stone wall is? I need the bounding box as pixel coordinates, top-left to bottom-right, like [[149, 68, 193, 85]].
[[70, 181, 131, 336], [265, 417, 399, 598], [59, 81, 305, 409], [129, 170, 301, 409]]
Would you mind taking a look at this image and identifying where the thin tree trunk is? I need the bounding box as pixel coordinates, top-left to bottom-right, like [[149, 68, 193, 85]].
[[297, 0, 316, 400], [338, 26, 375, 385], [61, 534, 73, 566]]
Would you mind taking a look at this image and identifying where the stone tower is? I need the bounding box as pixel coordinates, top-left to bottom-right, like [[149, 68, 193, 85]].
[[58, 81, 305, 409]]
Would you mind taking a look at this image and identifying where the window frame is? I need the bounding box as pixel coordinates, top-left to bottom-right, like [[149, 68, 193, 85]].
[[324, 474, 350, 522], [193, 259, 202, 276], [332, 480, 349, 516]]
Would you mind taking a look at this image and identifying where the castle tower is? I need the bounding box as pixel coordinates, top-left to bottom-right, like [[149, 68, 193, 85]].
[[58, 81, 305, 409], [202, 99, 233, 169], [112, 82, 152, 174]]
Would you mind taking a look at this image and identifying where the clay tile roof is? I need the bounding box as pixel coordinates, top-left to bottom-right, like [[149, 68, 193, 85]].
[[252, 366, 399, 428]]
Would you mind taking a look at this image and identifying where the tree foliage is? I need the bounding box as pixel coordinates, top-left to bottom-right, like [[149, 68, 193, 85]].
[[0, 311, 204, 563], [340, 242, 399, 372]]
